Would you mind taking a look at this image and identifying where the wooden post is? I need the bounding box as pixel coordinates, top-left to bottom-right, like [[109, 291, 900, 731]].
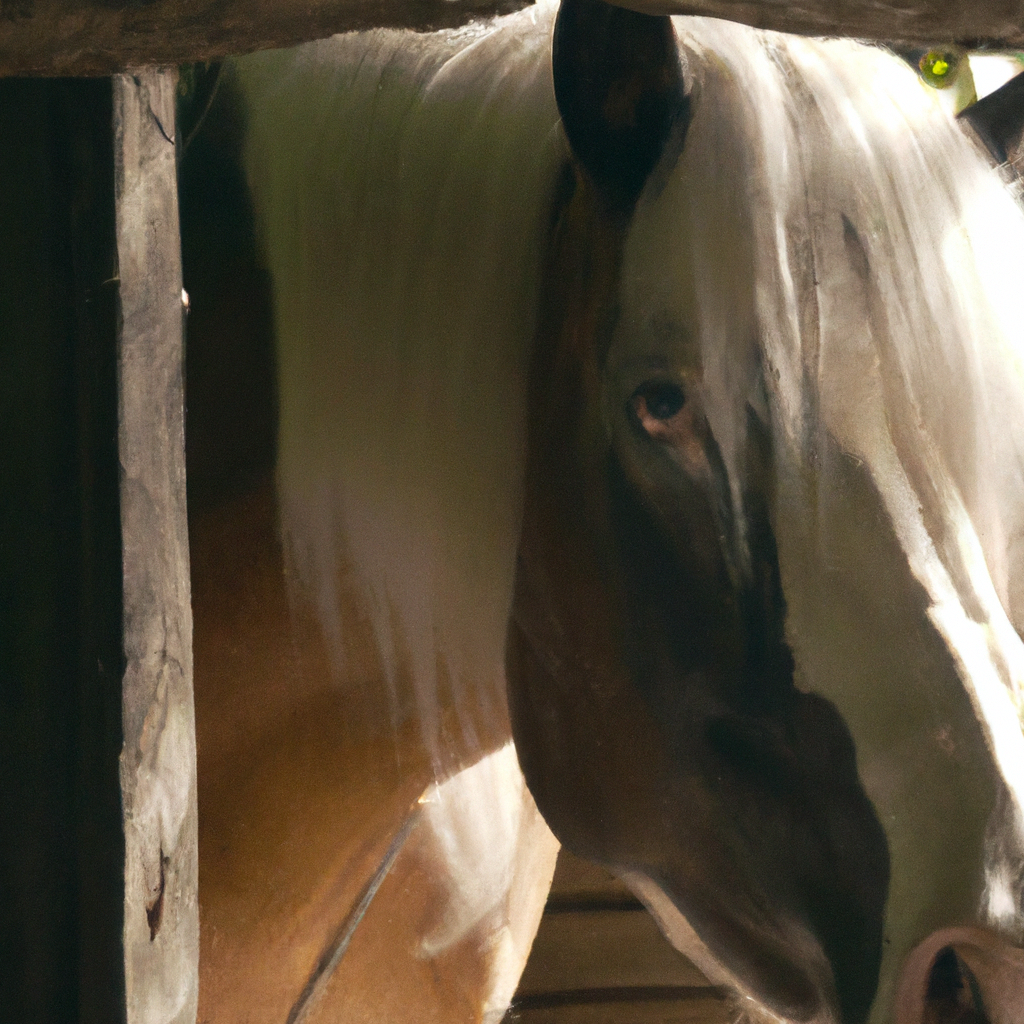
[[0, 71, 197, 1023], [114, 69, 199, 1024]]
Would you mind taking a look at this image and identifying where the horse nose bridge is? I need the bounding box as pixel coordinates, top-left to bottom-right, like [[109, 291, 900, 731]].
[[681, 364, 771, 591], [698, 408, 750, 590]]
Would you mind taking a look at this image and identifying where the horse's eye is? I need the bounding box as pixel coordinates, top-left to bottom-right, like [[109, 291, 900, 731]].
[[631, 380, 685, 421]]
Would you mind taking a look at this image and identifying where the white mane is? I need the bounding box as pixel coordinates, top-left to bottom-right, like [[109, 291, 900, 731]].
[[235, 7, 562, 768], [233, 8, 564, 1012]]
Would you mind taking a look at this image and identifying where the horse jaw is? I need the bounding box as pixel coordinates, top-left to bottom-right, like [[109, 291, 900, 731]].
[[624, 871, 841, 1024]]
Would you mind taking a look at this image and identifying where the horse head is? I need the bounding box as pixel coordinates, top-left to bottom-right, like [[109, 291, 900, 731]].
[[507, 2, 1024, 1021]]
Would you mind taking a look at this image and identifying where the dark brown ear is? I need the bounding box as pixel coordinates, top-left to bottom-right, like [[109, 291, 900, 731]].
[[552, 0, 689, 211], [959, 70, 1024, 166]]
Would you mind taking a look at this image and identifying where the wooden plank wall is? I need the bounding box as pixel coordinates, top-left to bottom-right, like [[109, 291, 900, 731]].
[[0, 70, 197, 1024], [505, 850, 731, 1024]]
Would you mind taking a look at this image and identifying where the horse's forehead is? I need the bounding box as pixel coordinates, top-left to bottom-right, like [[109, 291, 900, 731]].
[[615, 184, 754, 383], [613, 39, 763, 374]]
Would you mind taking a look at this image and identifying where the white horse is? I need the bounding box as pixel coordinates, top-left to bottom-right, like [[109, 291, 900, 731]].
[[192, 2, 1024, 1020]]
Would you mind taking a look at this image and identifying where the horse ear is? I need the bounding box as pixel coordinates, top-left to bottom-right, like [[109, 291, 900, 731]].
[[552, 0, 689, 211]]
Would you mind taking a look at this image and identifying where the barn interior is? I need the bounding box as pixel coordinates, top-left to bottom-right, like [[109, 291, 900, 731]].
[[3, 2, 1024, 1023]]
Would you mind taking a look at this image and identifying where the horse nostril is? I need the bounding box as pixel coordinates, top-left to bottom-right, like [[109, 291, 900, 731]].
[[926, 946, 991, 1024], [631, 380, 685, 422]]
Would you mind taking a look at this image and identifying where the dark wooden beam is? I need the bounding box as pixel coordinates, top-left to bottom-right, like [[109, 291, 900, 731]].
[[622, 0, 1024, 49], [0, 0, 529, 76], [3, 0, 1024, 78]]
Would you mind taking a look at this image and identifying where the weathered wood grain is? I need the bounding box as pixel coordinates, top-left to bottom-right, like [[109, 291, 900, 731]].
[[0, 0, 528, 76], [115, 68, 198, 1024], [508, 995, 732, 1023], [3, 0, 1024, 78], [626, 0, 1024, 48]]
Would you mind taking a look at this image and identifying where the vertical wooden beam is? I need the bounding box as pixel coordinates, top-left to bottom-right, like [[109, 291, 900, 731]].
[[0, 69, 197, 1023], [114, 69, 199, 1024]]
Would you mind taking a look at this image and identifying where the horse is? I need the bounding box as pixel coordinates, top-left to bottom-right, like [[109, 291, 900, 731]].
[[183, 1, 1024, 1020], [510, 3, 1024, 1022]]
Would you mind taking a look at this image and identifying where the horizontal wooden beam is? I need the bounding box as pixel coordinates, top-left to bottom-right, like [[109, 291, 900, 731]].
[[0, 0, 528, 76], [2, 0, 1023, 78], [625, 0, 1024, 49]]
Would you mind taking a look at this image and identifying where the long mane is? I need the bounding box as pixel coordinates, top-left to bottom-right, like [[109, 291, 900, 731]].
[[231, 11, 565, 1011], [234, 9, 563, 769]]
